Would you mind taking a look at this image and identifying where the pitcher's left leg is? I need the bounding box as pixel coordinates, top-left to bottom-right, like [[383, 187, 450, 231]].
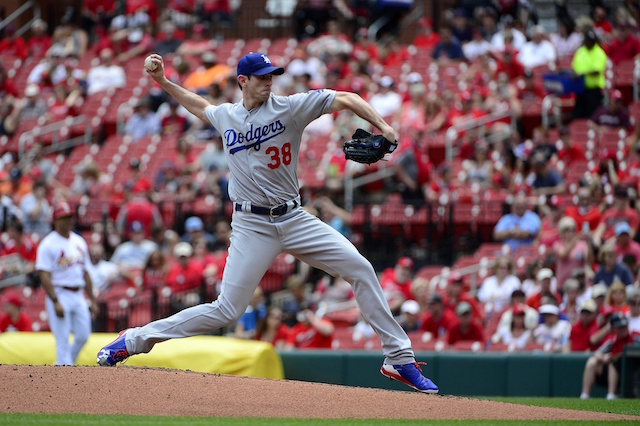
[[280, 210, 413, 364]]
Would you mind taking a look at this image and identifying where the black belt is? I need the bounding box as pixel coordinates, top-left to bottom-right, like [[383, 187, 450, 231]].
[[57, 286, 81, 292], [235, 200, 298, 217]]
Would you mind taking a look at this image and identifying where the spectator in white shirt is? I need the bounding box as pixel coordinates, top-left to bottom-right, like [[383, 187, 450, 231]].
[[110, 221, 158, 271], [463, 28, 492, 62], [124, 97, 161, 141], [491, 15, 526, 53], [477, 257, 522, 314], [86, 243, 121, 295], [86, 48, 126, 96], [550, 18, 583, 59], [26, 44, 67, 86], [369, 76, 402, 119], [517, 25, 557, 68], [533, 304, 572, 352]]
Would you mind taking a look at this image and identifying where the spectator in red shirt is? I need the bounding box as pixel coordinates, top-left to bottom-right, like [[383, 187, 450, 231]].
[[495, 47, 525, 81], [27, 19, 51, 59], [81, 0, 117, 38], [166, 242, 204, 295], [593, 185, 639, 247], [517, 69, 546, 103], [557, 126, 586, 165], [565, 299, 599, 352], [255, 306, 290, 348], [564, 186, 602, 233], [0, 292, 32, 332], [606, 19, 640, 65], [285, 308, 335, 349], [161, 98, 189, 135], [0, 25, 28, 61], [2, 220, 37, 273], [420, 294, 457, 339], [526, 268, 562, 310], [447, 301, 485, 347], [593, 6, 613, 41], [413, 17, 440, 49], [443, 272, 484, 323], [0, 66, 18, 98], [580, 313, 640, 399], [380, 256, 415, 312], [115, 186, 164, 239]]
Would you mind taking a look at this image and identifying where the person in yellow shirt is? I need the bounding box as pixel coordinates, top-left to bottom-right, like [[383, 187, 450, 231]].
[[183, 51, 231, 92], [571, 30, 608, 119]]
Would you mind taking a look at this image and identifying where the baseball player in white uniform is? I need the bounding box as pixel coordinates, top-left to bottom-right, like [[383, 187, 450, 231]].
[[97, 53, 438, 393], [37, 202, 98, 365]]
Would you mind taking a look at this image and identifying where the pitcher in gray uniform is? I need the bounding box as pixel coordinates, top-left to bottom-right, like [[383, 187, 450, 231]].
[[97, 52, 438, 393]]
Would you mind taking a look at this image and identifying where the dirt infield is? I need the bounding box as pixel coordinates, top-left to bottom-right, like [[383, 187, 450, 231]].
[[0, 364, 635, 420]]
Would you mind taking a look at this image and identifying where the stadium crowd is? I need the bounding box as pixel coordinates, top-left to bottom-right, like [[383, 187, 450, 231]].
[[1, 0, 640, 398]]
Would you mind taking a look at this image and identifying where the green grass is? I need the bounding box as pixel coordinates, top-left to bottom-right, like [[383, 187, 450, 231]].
[[1, 397, 637, 425], [484, 397, 640, 417]]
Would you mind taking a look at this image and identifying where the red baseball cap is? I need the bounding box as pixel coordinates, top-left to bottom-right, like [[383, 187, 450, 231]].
[[512, 303, 525, 316], [2, 292, 22, 308], [53, 201, 73, 220], [396, 256, 414, 269]]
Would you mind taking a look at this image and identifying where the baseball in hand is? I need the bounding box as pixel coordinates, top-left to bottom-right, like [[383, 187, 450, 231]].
[[144, 56, 158, 71]]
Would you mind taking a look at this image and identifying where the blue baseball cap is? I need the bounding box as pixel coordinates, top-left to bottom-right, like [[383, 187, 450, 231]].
[[616, 222, 631, 236], [237, 53, 284, 77], [185, 216, 203, 232]]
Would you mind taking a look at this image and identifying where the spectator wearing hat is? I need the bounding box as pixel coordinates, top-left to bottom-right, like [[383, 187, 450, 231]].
[[492, 303, 533, 350], [0, 24, 28, 61], [166, 241, 204, 294], [19, 85, 48, 121], [493, 194, 541, 251], [565, 299, 600, 352], [369, 76, 402, 119], [627, 288, 640, 333], [380, 256, 415, 313], [399, 300, 421, 332], [552, 216, 592, 290], [413, 18, 440, 49], [591, 283, 609, 319], [517, 25, 557, 68], [593, 243, 634, 287], [571, 30, 607, 119], [419, 294, 457, 339], [181, 216, 215, 249], [589, 89, 633, 131], [593, 186, 639, 246], [27, 19, 52, 59], [580, 312, 640, 400], [432, 27, 464, 62], [124, 97, 161, 141], [183, 51, 231, 92], [447, 301, 485, 347], [530, 152, 566, 196], [496, 289, 540, 335], [526, 268, 562, 310], [477, 257, 522, 314], [443, 272, 484, 323], [557, 126, 586, 165], [564, 186, 602, 234], [614, 222, 640, 266], [109, 220, 158, 271], [606, 18, 640, 65], [533, 304, 572, 351], [86, 48, 126, 96], [26, 44, 68, 86], [0, 292, 32, 332]]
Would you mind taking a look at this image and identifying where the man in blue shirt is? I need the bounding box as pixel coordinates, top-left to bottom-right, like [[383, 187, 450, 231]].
[[493, 194, 541, 251], [432, 27, 464, 61], [531, 152, 566, 196]]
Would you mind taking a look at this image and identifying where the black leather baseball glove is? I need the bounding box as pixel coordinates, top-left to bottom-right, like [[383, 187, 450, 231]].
[[343, 128, 398, 164]]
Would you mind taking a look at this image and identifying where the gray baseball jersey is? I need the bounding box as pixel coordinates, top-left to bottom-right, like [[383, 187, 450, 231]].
[[204, 89, 335, 206]]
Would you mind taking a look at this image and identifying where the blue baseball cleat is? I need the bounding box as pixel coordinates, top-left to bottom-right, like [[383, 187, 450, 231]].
[[97, 329, 131, 366], [380, 362, 439, 393]]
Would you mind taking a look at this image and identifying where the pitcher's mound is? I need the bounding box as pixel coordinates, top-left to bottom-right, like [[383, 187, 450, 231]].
[[0, 365, 634, 420]]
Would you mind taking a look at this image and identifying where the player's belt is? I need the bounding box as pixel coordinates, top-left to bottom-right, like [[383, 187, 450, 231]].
[[235, 200, 299, 217], [56, 286, 81, 292]]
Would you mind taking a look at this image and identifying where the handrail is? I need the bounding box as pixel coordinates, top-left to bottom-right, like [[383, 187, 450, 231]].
[[445, 110, 514, 162], [0, 1, 40, 37], [634, 59, 640, 101], [18, 115, 91, 158]]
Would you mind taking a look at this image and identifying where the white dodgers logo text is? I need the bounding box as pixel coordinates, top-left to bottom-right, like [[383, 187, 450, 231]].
[[225, 121, 286, 154]]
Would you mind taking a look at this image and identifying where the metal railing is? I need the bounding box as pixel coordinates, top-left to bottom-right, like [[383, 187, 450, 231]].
[[0, 1, 40, 37], [18, 115, 92, 158], [444, 110, 515, 162]]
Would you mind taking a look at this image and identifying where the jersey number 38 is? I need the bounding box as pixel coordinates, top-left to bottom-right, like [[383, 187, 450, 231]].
[[266, 142, 292, 170]]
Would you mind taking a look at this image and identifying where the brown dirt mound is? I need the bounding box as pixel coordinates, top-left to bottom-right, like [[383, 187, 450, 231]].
[[0, 364, 635, 420]]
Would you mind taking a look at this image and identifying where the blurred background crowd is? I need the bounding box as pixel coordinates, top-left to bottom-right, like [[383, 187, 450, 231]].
[[0, 0, 640, 376]]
